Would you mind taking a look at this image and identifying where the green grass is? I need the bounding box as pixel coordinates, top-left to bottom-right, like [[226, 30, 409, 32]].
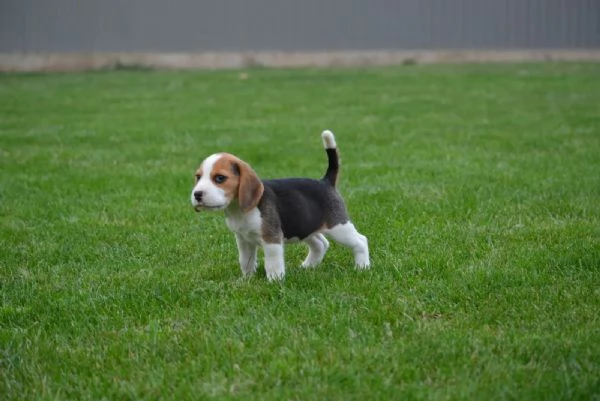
[[1, 62, 599, 400]]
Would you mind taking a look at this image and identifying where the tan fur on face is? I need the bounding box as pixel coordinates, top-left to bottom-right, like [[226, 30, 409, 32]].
[[198, 153, 263, 212], [204, 154, 240, 204]]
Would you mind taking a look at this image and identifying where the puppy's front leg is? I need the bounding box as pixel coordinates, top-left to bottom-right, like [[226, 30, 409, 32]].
[[262, 242, 285, 281], [235, 234, 258, 276]]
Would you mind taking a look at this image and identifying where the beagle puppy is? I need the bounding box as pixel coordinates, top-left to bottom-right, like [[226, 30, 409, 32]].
[[190, 130, 369, 281]]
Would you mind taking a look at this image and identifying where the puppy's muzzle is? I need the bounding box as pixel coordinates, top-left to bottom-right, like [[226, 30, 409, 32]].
[[193, 191, 204, 212]]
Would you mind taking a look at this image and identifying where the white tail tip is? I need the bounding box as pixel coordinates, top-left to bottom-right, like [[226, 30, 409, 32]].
[[321, 130, 337, 149]]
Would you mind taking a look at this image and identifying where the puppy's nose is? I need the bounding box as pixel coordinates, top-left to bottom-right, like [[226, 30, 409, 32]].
[[193, 191, 203, 201]]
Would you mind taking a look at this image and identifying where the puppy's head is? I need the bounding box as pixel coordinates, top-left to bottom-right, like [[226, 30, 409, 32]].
[[190, 153, 264, 213]]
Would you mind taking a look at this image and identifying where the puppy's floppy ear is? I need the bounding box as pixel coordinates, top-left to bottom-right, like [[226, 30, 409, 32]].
[[235, 160, 264, 213]]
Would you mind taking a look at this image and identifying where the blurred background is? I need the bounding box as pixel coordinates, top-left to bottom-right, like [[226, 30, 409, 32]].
[[1, 0, 598, 69]]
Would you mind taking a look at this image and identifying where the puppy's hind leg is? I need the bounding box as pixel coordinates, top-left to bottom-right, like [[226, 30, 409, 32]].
[[301, 233, 330, 268], [324, 222, 370, 269]]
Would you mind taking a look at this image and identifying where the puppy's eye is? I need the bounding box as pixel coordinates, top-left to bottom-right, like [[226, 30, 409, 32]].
[[195, 175, 201, 181], [214, 175, 227, 184]]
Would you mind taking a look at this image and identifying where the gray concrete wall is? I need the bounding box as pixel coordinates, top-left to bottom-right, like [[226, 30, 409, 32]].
[[1, 0, 599, 53]]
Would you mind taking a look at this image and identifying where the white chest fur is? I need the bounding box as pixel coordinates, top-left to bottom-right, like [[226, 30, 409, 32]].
[[225, 207, 263, 245]]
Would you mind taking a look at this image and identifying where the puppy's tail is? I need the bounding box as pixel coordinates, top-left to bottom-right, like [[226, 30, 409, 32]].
[[321, 130, 339, 187]]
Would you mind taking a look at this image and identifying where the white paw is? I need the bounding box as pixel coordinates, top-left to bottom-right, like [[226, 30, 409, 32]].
[[355, 250, 370, 270], [355, 261, 370, 270], [301, 258, 321, 268], [266, 270, 285, 281], [240, 259, 257, 276]]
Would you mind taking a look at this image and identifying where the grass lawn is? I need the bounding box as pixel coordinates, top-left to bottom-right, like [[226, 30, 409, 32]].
[[1, 62, 599, 400]]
